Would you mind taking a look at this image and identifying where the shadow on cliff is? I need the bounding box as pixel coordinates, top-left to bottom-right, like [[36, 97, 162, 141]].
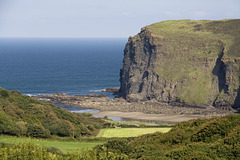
[[212, 48, 228, 94], [233, 85, 240, 111]]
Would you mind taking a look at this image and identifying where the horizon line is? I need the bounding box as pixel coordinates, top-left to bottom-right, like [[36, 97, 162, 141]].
[[0, 36, 129, 39]]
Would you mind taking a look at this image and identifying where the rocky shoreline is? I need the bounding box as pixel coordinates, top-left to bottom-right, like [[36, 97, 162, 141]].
[[32, 91, 237, 123]]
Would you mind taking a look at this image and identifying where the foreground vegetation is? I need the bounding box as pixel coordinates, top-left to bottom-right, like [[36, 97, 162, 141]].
[[1, 114, 239, 159], [92, 114, 240, 159], [0, 127, 171, 153], [0, 136, 104, 154], [0, 87, 104, 138], [0, 141, 130, 160]]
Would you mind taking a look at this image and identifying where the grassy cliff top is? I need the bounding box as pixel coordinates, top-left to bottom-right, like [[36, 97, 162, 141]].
[[147, 19, 240, 57], [143, 19, 240, 104]]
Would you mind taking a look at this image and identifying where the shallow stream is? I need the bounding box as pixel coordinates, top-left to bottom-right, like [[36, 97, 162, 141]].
[[54, 103, 129, 121]]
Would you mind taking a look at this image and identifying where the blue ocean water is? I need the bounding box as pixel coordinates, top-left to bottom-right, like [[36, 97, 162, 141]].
[[0, 38, 126, 96]]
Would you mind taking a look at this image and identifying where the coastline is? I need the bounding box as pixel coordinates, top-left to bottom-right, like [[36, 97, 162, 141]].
[[33, 92, 236, 123], [93, 111, 214, 124]]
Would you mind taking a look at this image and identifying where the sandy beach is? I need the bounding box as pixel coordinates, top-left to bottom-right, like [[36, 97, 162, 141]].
[[93, 111, 215, 123], [33, 93, 236, 124]]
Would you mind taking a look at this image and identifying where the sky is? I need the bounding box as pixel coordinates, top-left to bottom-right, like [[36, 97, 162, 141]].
[[0, 0, 239, 38]]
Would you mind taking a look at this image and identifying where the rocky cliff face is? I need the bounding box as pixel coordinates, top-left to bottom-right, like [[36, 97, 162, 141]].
[[119, 19, 240, 110]]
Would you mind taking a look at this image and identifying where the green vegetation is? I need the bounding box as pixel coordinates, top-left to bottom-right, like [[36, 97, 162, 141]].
[[87, 114, 240, 159], [0, 141, 130, 160], [0, 136, 104, 154], [0, 87, 104, 138], [0, 115, 239, 159], [145, 19, 240, 105], [97, 128, 171, 138], [147, 19, 239, 57], [0, 142, 62, 160], [103, 119, 174, 128]]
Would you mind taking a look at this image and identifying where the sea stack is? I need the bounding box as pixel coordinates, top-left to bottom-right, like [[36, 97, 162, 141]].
[[119, 19, 240, 110]]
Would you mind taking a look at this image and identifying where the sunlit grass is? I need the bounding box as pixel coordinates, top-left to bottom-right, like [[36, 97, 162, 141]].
[[0, 136, 104, 154], [97, 128, 171, 138]]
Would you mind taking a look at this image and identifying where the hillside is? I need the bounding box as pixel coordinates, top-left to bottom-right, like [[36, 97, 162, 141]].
[[119, 19, 240, 110], [91, 114, 240, 159], [0, 114, 239, 159], [0, 87, 103, 138]]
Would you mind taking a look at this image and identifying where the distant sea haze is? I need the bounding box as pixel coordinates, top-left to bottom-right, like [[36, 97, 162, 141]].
[[0, 38, 126, 97]]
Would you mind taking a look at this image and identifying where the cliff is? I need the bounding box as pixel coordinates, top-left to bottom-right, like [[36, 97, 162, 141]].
[[119, 19, 240, 110]]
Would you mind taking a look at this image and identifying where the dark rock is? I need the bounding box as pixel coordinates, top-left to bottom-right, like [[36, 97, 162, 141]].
[[119, 19, 240, 110], [32, 94, 235, 117], [101, 87, 120, 93]]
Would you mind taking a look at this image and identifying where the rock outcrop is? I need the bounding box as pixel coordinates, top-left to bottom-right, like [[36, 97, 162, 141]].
[[33, 94, 235, 117], [119, 19, 240, 110]]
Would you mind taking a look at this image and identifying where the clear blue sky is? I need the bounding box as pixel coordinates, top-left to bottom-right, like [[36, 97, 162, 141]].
[[0, 0, 239, 38]]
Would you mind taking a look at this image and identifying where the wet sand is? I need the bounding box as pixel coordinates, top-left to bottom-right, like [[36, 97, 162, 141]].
[[33, 94, 236, 124], [93, 111, 214, 124]]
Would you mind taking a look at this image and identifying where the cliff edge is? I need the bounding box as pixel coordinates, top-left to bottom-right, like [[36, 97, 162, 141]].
[[119, 19, 240, 110]]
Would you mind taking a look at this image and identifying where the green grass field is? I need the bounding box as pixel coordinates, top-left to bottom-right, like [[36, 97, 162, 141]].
[[0, 136, 104, 154], [0, 128, 172, 153], [97, 128, 172, 138]]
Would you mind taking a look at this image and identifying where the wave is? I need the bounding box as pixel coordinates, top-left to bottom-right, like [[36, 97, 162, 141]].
[[24, 93, 52, 97], [71, 109, 99, 114], [38, 98, 50, 101], [88, 89, 106, 92], [25, 94, 35, 97]]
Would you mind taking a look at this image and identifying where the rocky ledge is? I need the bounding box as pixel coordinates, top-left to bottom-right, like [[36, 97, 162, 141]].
[[101, 87, 119, 95], [33, 93, 236, 117]]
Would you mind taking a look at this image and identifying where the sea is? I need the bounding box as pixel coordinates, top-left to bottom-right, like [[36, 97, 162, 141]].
[[0, 37, 128, 120], [0, 37, 147, 121], [0, 38, 126, 97]]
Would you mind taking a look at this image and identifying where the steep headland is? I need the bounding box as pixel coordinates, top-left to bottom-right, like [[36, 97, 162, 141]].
[[119, 19, 240, 110]]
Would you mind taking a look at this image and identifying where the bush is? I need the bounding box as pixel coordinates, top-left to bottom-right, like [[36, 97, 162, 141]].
[[103, 116, 109, 120], [82, 112, 93, 117], [0, 111, 15, 134], [26, 124, 50, 138], [46, 147, 63, 155], [15, 121, 28, 136], [191, 116, 240, 143], [139, 123, 146, 128], [0, 90, 9, 98], [10, 90, 21, 96], [0, 142, 61, 160]]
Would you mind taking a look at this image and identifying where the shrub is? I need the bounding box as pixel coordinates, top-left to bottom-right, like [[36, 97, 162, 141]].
[[0, 90, 9, 98], [82, 112, 93, 117], [26, 124, 50, 138], [103, 116, 109, 120], [0, 142, 61, 160], [191, 116, 240, 143], [10, 90, 21, 96], [15, 121, 28, 136], [46, 147, 63, 155], [139, 123, 146, 128]]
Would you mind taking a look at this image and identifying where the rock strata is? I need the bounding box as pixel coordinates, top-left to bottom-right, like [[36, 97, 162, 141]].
[[119, 19, 240, 110]]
